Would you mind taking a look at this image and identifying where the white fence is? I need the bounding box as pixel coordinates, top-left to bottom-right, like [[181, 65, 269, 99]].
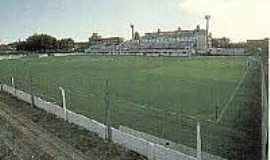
[[0, 55, 26, 61], [0, 84, 200, 160], [210, 48, 246, 56], [85, 49, 192, 57]]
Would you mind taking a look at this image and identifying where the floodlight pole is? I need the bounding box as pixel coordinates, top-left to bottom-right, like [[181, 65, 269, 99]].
[[205, 15, 211, 50], [130, 24, 135, 40]]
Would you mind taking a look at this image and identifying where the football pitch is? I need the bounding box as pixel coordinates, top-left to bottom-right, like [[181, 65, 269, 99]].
[[0, 55, 260, 159]]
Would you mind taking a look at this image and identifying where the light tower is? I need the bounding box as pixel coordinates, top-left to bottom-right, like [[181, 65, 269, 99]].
[[130, 24, 134, 40], [205, 15, 211, 49]]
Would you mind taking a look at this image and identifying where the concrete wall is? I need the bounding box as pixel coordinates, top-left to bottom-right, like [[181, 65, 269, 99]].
[[34, 96, 66, 119], [1, 84, 199, 160], [112, 127, 197, 160], [120, 126, 194, 155], [2, 84, 66, 119], [120, 126, 226, 160], [66, 110, 106, 139]]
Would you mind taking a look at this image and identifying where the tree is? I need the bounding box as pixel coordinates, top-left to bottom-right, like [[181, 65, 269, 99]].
[[25, 34, 57, 52], [57, 38, 74, 49], [15, 34, 57, 52], [15, 34, 76, 53]]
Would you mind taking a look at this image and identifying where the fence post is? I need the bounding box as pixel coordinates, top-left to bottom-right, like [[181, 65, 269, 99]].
[[197, 121, 202, 160], [30, 74, 35, 107], [0, 81, 2, 92], [215, 105, 219, 121], [59, 87, 67, 121], [104, 80, 112, 142], [11, 77, 16, 96]]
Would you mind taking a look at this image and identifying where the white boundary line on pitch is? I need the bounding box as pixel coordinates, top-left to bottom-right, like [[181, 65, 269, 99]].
[[216, 57, 256, 123]]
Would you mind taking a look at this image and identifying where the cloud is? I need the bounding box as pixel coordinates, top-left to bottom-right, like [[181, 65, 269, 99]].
[[1, 0, 269, 43], [180, 0, 270, 41]]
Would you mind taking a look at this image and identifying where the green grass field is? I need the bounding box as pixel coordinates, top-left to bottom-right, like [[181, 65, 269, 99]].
[[0, 55, 261, 159]]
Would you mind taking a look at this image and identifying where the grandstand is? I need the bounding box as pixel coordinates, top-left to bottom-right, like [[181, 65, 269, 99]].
[[85, 25, 210, 56]]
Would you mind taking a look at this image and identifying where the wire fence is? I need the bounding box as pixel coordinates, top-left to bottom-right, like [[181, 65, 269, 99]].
[[261, 50, 268, 160], [0, 55, 263, 160]]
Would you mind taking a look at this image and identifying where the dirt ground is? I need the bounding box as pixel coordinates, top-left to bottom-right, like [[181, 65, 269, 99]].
[[0, 92, 146, 160]]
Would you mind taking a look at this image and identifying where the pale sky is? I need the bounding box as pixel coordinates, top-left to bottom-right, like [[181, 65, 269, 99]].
[[0, 0, 269, 44]]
